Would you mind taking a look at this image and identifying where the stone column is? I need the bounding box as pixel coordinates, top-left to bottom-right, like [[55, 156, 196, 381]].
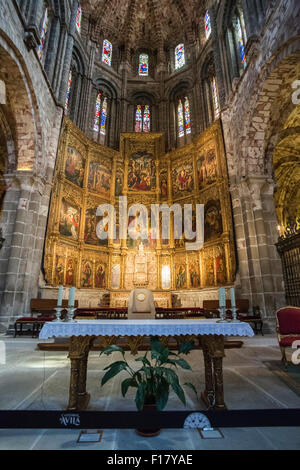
[[230, 176, 285, 319], [209, 6, 226, 108], [44, 15, 61, 86], [58, 0, 79, 106], [0, 172, 52, 329]]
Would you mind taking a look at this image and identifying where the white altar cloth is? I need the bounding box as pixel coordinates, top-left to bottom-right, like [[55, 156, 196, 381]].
[[39, 319, 254, 340]]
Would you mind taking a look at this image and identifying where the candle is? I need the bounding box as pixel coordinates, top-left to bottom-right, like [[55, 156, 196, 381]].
[[218, 288, 226, 308], [230, 288, 236, 308], [68, 287, 76, 308], [57, 285, 63, 307]]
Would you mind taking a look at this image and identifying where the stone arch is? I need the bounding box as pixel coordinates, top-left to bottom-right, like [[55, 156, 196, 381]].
[[229, 38, 300, 179], [0, 32, 42, 172]]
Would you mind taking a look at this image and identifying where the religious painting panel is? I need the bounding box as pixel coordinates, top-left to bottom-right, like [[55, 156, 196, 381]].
[[65, 146, 85, 187], [115, 169, 124, 197], [197, 148, 217, 190], [65, 257, 77, 286], [95, 263, 107, 289], [204, 256, 215, 287], [59, 199, 81, 240], [216, 248, 227, 285], [175, 264, 187, 289], [84, 206, 108, 247], [172, 161, 194, 197], [189, 259, 201, 289], [54, 255, 65, 285], [88, 162, 111, 197], [160, 169, 168, 200], [128, 151, 156, 192], [204, 200, 223, 241], [81, 260, 94, 288]]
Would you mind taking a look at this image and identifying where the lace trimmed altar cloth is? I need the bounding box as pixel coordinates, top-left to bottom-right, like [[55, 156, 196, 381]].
[[39, 319, 254, 340]]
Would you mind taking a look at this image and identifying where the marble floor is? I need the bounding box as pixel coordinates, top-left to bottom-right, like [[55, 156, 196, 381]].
[[0, 333, 299, 450]]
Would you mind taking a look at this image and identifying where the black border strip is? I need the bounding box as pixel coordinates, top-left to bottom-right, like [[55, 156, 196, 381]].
[[0, 409, 299, 429]]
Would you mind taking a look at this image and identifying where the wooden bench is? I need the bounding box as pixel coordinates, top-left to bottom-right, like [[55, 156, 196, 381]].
[[75, 308, 128, 320], [14, 299, 79, 337]]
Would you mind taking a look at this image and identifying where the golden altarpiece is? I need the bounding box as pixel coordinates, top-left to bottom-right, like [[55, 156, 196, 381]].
[[44, 118, 236, 307]]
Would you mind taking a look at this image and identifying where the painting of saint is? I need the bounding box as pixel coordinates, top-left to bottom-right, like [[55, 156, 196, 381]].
[[55, 256, 64, 285], [95, 264, 106, 289], [205, 258, 215, 286], [197, 149, 217, 190], [175, 264, 187, 289], [216, 254, 226, 285], [206, 150, 217, 185], [160, 169, 168, 199], [84, 208, 108, 247], [197, 155, 205, 190], [189, 262, 200, 288], [81, 261, 93, 288], [115, 171, 123, 196], [128, 152, 156, 192], [172, 162, 194, 196], [66, 258, 75, 286], [88, 162, 111, 197], [59, 199, 80, 240], [65, 147, 85, 187], [204, 200, 223, 241]]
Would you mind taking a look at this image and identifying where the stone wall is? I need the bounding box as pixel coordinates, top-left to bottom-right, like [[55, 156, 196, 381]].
[[0, 1, 63, 329]]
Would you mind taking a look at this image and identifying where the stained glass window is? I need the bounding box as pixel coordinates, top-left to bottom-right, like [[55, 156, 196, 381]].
[[175, 44, 185, 70], [212, 78, 220, 119], [38, 7, 49, 60], [184, 98, 191, 135], [102, 40, 112, 67], [178, 100, 184, 138], [143, 105, 151, 133], [94, 93, 102, 132], [205, 11, 212, 39], [65, 70, 72, 111], [235, 16, 247, 68], [100, 98, 108, 136], [76, 5, 82, 33], [139, 54, 149, 76], [135, 105, 143, 133]]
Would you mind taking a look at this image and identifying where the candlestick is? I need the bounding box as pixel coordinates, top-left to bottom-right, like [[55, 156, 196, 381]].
[[68, 287, 76, 308], [218, 288, 226, 308], [57, 285, 63, 308], [230, 288, 236, 309]]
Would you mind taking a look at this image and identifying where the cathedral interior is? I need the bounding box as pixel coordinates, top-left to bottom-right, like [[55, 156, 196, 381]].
[[0, 0, 300, 452]]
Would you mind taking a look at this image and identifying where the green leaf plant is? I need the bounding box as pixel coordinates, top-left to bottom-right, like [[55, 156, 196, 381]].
[[100, 337, 197, 411]]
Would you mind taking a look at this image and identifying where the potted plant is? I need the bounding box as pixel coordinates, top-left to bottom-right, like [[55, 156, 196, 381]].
[[100, 336, 197, 436]]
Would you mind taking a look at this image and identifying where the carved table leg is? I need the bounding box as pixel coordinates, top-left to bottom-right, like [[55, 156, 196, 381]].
[[200, 337, 215, 409], [201, 335, 226, 410], [213, 356, 226, 410], [67, 336, 93, 411], [77, 351, 91, 410]]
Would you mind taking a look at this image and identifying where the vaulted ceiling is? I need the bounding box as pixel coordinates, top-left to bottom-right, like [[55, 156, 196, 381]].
[[81, 0, 209, 48]]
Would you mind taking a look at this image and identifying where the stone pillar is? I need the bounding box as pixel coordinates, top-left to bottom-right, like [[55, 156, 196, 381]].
[[209, 6, 226, 108], [44, 15, 61, 86], [230, 176, 285, 319], [0, 172, 52, 329], [58, 0, 79, 106]]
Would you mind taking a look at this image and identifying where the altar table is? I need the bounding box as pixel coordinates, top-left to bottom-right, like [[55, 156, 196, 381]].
[[39, 319, 254, 411]]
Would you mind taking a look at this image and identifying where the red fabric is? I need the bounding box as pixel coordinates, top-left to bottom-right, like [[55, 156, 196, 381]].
[[17, 317, 36, 322], [277, 308, 300, 335], [279, 336, 300, 348], [36, 316, 56, 322]]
